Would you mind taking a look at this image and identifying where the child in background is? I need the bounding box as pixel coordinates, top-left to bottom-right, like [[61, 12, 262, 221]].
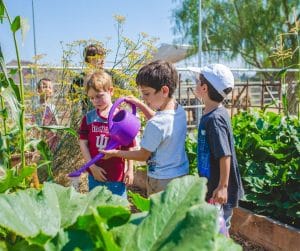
[[78, 71, 134, 197], [100, 60, 189, 196], [188, 64, 244, 232], [70, 43, 107, 114], [34, 78, 59, 151]]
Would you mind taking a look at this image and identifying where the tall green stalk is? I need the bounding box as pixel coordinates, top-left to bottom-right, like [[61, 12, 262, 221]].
[[0, 95, 10, 168], [2, 2, 26, 170], [297, 25, 300, 120]]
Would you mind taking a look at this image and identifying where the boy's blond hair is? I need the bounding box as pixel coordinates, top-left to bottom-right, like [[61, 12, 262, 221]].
[[85, 71, 113, 93]]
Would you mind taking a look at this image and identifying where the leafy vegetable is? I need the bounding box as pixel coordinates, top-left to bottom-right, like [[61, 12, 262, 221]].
[[232, 110, 300, 227], [0, 177, 241, 250]]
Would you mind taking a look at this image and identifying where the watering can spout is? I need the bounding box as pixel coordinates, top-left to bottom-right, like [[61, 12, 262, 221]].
[[68, 97, 141, 178], [68, 140, 119, 177]]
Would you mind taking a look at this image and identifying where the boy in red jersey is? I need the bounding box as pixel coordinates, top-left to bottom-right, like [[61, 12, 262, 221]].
[[78, 71, 134, 197]]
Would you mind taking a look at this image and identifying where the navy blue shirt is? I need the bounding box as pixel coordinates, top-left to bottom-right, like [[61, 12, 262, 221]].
[[197, 106, 244, 206]]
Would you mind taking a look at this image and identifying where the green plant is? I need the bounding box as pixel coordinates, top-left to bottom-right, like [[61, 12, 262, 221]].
[[128, 190, 150, 212], [184, 110, 300, 227], [185, 131, 198, 175], [0, 1, 76, 191], [232, 110, 300, 227], [172, 0, 299, 69], [271, 12, 300, 116], [0, 176, 241, 250], [0, 1, 27, 170]]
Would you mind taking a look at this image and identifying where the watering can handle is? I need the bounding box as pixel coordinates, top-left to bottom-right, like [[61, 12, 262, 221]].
[[108, 97, 137, 131]]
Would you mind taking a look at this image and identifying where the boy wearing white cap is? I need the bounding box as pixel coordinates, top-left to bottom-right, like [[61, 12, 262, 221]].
[[189, 64, 244, 232]]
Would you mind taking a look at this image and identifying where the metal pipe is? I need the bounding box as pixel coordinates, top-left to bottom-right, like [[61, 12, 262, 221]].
[[32, 0, 37, 61], [198, 0, 202, 67]]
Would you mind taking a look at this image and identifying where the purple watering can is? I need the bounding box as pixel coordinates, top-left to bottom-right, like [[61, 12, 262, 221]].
[[68, 97, 141, 177]]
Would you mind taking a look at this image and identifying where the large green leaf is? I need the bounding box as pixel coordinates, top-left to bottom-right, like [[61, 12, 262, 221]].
[[50, 183, 128, 229], [56, 229, 94, 251], [122, 175, 241, 250], [159, 204, 217, 251], [73, 207, 122, 251], [124, 176, 207, 250], [160, 204, 241, 251], [0, 183, 127, 246], [111, 222, 139, 248], [75, 205, 131, 230]]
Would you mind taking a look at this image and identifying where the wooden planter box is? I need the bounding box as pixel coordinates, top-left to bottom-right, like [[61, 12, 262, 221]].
[[231, 207, 300, 251]]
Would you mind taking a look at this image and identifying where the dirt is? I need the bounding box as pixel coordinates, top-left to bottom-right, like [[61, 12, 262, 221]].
[[230, 233, 265, 250]]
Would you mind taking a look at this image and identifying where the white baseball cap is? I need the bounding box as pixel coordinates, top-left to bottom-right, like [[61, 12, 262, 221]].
[[188, 63, 234, 97]]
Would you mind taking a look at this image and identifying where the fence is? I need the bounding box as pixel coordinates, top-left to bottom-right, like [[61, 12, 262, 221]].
[[177, 68, 299, 129], [6, 66, 299, 129]]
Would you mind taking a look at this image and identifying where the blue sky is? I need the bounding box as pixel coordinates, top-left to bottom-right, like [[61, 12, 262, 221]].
[[1, 0, 179, 65]]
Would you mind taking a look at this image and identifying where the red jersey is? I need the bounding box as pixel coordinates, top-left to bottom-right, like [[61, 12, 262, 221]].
[[79, 109, 134, 182]]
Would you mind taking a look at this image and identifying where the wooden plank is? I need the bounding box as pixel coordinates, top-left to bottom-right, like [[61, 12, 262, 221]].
[[231, 207, 300, 251]]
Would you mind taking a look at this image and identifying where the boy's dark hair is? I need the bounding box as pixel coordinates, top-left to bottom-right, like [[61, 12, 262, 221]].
[[200, 74, 232, 102], [84, 44, 106, 63], [136, 60, 178, 98], [37, 78, 51, 89]]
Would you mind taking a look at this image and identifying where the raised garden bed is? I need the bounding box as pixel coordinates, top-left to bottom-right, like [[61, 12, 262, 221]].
[[132, 169, 300, 250], [231, 207, 300, 251]]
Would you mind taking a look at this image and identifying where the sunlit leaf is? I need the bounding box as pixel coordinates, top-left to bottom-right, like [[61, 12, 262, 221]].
[[128, 190, 150, 212], [0, 166, 35, 193], [0, 183, 127, 246], [11, 16, 21, 32], [123, 176, 241, 250]]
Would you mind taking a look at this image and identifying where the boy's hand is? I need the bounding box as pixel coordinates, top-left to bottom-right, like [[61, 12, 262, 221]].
[[211, 186, 228, 204], [90, 164, 107, 182], [124, 169, 134, 186], [125, 96, 142, 107], [99, 149, 118, 159]]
